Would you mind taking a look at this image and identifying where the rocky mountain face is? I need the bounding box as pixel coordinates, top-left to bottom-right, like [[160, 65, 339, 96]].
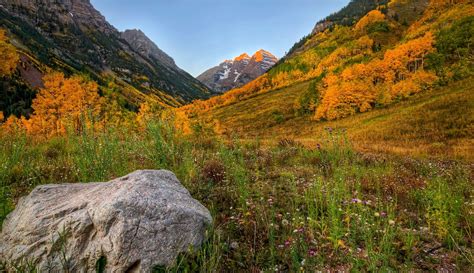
[[121, 29, 177, 69], [0, 0, 213, 108], [197, 50, 278, 93]]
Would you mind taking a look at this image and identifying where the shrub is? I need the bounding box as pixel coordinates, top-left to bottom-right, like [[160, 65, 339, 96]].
[[278, 138, 304, 149], [202, 159, 226, 184]]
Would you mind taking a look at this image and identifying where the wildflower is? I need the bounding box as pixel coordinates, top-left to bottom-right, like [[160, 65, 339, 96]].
[[308, 248, 316, 257], [374, 212, 380, 217], [284, 240, 292, 247], [352, 198, 362, 204], [282, 219, 289, 226], [380, 212, 387, 217], [230, 241, 239, 250], [337, 240, 347, 249], [389, 220, 395, 225], [316, 143, 321, 150]]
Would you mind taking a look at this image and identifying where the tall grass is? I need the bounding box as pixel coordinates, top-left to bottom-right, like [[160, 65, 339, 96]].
[[0, 122, 472, 271]]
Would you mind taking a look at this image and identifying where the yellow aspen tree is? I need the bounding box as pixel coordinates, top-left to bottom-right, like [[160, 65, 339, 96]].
[[29, 72, 103, 136], [0, 29, 19, 76]]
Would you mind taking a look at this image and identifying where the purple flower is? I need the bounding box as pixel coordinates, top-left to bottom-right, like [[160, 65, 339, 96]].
[[308, 249, 316, 257], [316, 143, 321, 150]]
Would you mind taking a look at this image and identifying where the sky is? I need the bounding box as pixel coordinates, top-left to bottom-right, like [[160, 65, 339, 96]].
[[91, 0, 350, 76]]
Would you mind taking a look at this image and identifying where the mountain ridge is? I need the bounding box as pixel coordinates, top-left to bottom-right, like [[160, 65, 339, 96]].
[[121, 29, 178, 70], [197, 49, 278, 93], [0, 0, 213, 116]]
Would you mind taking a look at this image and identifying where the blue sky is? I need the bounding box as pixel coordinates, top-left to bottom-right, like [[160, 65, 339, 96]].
[[91, 0, 349, 76]]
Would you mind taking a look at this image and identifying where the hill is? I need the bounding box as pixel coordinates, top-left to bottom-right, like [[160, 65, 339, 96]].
[[198, 77, 474, 161], [182, 0, 474, 161], [0, 0, 213, 117]]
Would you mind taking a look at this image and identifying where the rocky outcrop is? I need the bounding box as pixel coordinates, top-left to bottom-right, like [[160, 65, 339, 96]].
[[197, 49, 278, 93], [0, 170, 212, 272], [0, 0, 117, 34], [122, 29, 177, 69], [311, 21, 334, 35]]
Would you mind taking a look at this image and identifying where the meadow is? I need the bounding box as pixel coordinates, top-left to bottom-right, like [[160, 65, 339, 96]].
[[204, 77, 474, 162], [1, 118, 472, 271], [0, 1, 473, 272]]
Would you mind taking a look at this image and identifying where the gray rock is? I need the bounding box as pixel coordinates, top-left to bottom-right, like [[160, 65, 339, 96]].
[[0, 170, 212, 272], [121, 29, 178, 70]]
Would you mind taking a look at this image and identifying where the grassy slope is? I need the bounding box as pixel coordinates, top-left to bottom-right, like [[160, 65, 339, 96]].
[[204, 78, 474, 161]]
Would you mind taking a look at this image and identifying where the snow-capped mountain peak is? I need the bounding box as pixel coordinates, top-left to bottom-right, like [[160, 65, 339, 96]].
[[235, 53, 251, 62], [197, 50, 278, 93]]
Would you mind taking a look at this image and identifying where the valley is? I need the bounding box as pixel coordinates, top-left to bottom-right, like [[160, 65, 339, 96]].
[[202, 77, 474, 161], [0, 0, 473, 272]]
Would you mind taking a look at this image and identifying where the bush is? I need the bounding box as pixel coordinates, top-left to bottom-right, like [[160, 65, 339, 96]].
[[436, 16, 474, 62], [368, 21, 390, 33], [202, 159, 226, 184]]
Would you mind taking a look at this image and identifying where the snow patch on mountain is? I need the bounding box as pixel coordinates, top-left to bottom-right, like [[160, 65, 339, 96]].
[[234, 70, 241, 83], [197, 50, 278, 93], [219, 65, 231, 80]]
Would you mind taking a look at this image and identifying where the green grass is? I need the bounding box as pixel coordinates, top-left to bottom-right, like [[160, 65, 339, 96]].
[[0, 123, 472, 272]]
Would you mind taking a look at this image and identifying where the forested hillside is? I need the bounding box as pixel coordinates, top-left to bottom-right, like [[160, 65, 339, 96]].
[[0, 0, 213, 119], [180, 0, 473, 160]]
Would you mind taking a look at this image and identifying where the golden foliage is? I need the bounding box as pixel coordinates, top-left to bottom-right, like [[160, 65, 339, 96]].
[[0, 29, 20, 76], [1, 115, 28, 135], [137, 101, 192, 135], [27, 72, 104, 136], [136, 101, 153, 129], [407, 0, 474, 38], [354, 10, 386, 32], [315, 32, 437, 120]]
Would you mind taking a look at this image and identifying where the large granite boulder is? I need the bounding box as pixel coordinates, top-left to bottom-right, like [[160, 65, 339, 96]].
[[0, 170, 212, 272]]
